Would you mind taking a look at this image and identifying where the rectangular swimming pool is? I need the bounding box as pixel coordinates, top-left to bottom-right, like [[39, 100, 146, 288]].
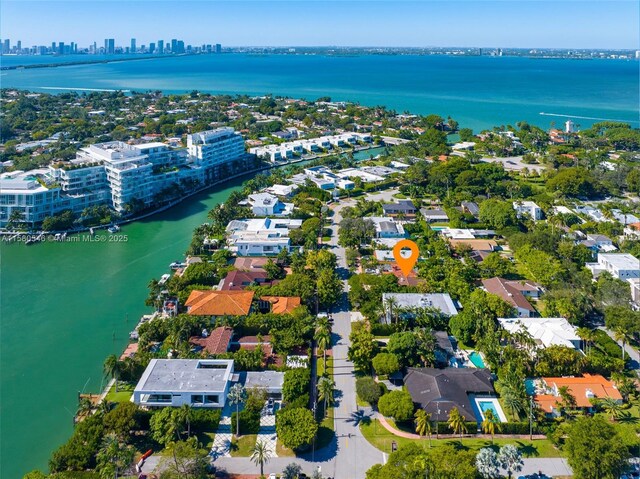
[[469, 351, 485, 368], [474, 397, 508, 423]]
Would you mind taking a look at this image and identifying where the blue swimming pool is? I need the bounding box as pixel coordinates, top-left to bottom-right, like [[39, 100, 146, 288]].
[[469, 351, 485, 368], [524, 378, 536, 396], [478, 400, 502, 421]]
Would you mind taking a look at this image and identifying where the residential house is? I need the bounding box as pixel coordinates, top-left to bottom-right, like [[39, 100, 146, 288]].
[[264, 184, 299, 197], [226, 217, 302, 256], [513, 201, 543, 220], [247, 193, 293, 217], [498, 317, 581, 350], [132, 359, 235, 408], [382, 200, 417, 217], [244, 371, 285, 399], [420, 208, 450, 223], [259, 296, 302, 314], [482, 277, 540, 317], [189, 326, 234, 355], [405, 368, 498, 422], [185, 290, 254, 316], [461, 201, 480, 217], [382, 293, 458, 324], [219, 270, 271, 291], [365, 217, 407, 238], [233, 257, 270, 272], [586, 253, 640, 280], [533, 374, 623, 417]]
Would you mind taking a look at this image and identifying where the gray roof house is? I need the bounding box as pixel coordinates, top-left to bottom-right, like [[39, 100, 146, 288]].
[[421, 208, 450, 223], [405, 368, 496, 422], [382, 200, 417, 216]]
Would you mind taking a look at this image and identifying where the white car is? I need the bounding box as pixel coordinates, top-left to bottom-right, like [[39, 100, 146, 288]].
[[268, 474, 277, 479]]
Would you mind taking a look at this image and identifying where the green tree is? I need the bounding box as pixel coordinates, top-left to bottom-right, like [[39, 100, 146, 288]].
[[356, 376, 382, 404], [478, 199, 519, 230], [498, 444, 523, 479], [372, 352, 400, 376], [565, 416, 630, 479], [103, 402, 137, 441], [96, 433, 135, 479], [317, 376, 335, 418], [251, 440, 271, 477], [481, 409, 500, 444], [315, 316, 332, 372], [348, 321, 379, 372], [476, 448, 501, 479], [414, 409, 432, 446], [276, 407, 318, 451], [282, 463, 303, 479], [283, 368, 311, 403], [227, 383, 247, 437], [378, 390, 414, 422], [387, 332, 419, 368], [163, 437, 209, 479], [103, 355, 121, 392], [447, 407, 468, 437], [535, 345, 586, 377], [317, 268, 342, 309], [150, 408, 183, 446]]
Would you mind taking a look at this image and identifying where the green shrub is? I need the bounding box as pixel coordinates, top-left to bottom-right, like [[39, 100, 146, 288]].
[[356, 377, 382, 404], [231, 410, 261, 435], [191, 409, 221, 431]]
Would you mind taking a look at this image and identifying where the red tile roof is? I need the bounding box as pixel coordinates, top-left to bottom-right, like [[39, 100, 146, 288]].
[[189, 326, 233, 355], [482, 277, 535, 312], [186, 290, 254, 316], [260, 296, 302, 314], [220, 270, 269, 291], [535, 374, 623, 412]]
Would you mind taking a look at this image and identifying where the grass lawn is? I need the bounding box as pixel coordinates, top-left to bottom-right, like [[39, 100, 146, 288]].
[[317, 356, 334, 378], [276, 441, 296, 457], [105, 382, 135, 403], [360, 420, 562, 458], [315, 403, 336, 451], [196, 431, 216, 450], [230, 434, 257, 457]]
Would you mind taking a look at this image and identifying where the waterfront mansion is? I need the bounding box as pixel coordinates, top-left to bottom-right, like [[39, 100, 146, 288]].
[[0, 128, 248, 228]]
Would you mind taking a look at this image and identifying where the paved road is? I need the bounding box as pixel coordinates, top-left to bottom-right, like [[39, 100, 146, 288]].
[[599, 326, 640, 376], [519, 458, 572, 476]]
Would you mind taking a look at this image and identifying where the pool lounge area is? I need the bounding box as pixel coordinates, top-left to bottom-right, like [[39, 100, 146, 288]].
[[471, 395, 508, 423]]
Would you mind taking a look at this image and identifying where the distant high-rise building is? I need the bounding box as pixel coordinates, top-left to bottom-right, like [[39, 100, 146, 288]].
[[51, 41, 56, 52], [93, 42, 97, 54], [70, 42, 74, 54], [149, 42, 156, 54], [565, 119, 576, 133], [215, 43, 222, 54], [3, 39, 10, 54], [58, 42, 64, 55], [16, 40, 21, 52], [130, 38, 136, 53], [158, 40, 164, 54], [176, 40, 185, 54], [107, 39, 115, 54], [171, 39, 177, 53]]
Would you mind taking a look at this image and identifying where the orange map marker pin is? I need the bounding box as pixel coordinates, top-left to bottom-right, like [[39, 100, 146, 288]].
[[393, 239, 419, 277]]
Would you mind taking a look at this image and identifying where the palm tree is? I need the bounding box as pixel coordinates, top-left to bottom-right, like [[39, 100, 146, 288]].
[[414, 409, 433, 447], [576, 327, 596, 355], [179, 404, 193, 437], [558, 386, 577, 417], [251, 440, 270, 477], [501, 390, 526, 420], [614, 326, 632, 362], [227, 383, 246, 437], [384, 296, 398, 324], [315, 318, 332, 372], [317, 376, 335, 418], [96, 432, 135, 479], [481, 409, 501, 444], [598, 397, 623, 421], [447, 407, 467, 438], [103, 355, 121, 392]]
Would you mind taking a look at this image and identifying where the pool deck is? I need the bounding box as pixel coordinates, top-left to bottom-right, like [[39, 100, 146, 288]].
[[469, 394, 509, 423]]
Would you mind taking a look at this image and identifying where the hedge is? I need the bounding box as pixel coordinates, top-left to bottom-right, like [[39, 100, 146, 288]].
[[231, 410, 261, 435]]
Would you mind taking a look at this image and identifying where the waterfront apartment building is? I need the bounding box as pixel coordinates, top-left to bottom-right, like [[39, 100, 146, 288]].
[[0, 128, 247, 228]]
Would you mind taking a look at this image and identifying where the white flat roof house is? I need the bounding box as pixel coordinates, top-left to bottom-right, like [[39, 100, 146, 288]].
[[364, 217, 407, 238], [382, 293, 458, 323], [498, 317, 581, 350], [226, 217, 302, 256], [244, 371, 285, 399], [586, 253, 640, 280], [132, 359, 235, 408], [247, 193, 293, 217], [264, 184, 299, 197], [513, 201, 543, 220]]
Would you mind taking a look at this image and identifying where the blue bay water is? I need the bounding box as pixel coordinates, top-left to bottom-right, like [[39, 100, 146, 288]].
[[2, 54, 638, 131]]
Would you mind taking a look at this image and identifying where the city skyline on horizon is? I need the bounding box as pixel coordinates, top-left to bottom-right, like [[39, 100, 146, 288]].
[[1, 0, 639, 50]]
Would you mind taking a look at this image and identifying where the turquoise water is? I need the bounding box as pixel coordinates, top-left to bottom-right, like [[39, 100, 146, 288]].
[[2, 54, 638, 131], [525, 378, 536, 396], [478, 400, 502, 421], [469, 351, 486, 368]]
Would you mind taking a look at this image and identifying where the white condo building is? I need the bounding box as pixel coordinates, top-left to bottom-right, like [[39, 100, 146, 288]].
[[0, 128, 247, 227]]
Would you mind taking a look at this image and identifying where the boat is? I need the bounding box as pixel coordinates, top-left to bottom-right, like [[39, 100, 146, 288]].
[[169, 261, 185, 269], [158, 274, 171, 285], [89, 227, 95, 235], [107, 225, 120, 233]]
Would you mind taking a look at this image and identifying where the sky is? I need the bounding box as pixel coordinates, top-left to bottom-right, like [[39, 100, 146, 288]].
[[1, 0, 639, 49]]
